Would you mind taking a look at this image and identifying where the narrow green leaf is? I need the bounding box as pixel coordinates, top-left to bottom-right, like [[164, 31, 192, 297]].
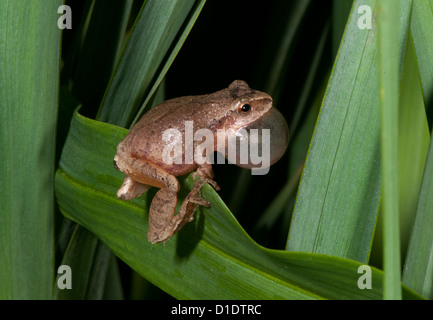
[[54, 110, 422, 300], [264, 0, 311, 99], [255, 164, 302, 231], [102, 254, 124, 300], [97, 0, 205, 128], [55, 226, 112, 300], [60, 0, 93, 84], [290, 21, 329, 137], [72, 0, 133, 113], [398, 36, 430, 264], [403, 132, 433, 299], [402, 0, 433, 298], [377, 0, 404, 300], [130, 0, 206, 126], [0, 0, 62, 299], [410, 0, 433, 128]]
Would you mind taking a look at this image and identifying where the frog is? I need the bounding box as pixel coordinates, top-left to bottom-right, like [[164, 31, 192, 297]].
[[113, 80, 288, 244]]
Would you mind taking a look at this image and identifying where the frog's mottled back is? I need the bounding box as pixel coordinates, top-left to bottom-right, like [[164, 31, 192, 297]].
[[117, 80, 273, 174]]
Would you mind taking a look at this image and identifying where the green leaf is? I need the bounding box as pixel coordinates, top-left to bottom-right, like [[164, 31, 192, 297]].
[[402, 0, 433, 299], [397, 36, 430, 264], [264, 0, 311, 99], [54, 110, 422, 300], [0, 0, 62, 299], [286, 0, 411, 264], [97, 0, 206, 128], [72, 0, 133, 113], [410, 0, 433, 127], [332, 0, 353, 58], [55, 226, 113, 300], [377, 0, 407, 300], [286, 0, 381, 262], [403, 130, 433, 299]]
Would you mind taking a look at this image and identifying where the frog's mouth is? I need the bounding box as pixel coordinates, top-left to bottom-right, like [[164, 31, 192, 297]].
[[224, 108, 289, 169]]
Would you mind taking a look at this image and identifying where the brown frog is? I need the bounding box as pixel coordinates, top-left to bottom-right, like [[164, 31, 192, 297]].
[[114, 80, 288, 244]]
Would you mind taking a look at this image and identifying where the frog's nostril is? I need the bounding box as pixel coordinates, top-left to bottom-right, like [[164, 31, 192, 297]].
[[113, 159, 119, 170]]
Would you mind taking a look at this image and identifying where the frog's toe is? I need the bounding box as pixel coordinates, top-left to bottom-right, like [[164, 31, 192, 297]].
[[188, 195, 210, 207], [206, 178, 220, 191], [193, 164, 220, 191]]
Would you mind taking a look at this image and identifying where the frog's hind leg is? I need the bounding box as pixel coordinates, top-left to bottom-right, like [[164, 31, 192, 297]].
[[147, 187, 179, 244], [148, 175, 216, 244], [167, 168, 221, 239], [140, 162, 220, 244], [148, 179, 208, 244]]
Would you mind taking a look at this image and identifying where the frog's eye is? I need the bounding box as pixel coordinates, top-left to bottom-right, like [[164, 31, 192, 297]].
[[238, 103, 251, 115]]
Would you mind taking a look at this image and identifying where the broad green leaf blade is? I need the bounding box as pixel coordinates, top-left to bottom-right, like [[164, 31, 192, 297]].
[[0, 0, 62, 299], [286, 0, 410, 263], [287, 0, 380, 261], [54, 110, 422, 300], [97, 0, 205, 128]]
